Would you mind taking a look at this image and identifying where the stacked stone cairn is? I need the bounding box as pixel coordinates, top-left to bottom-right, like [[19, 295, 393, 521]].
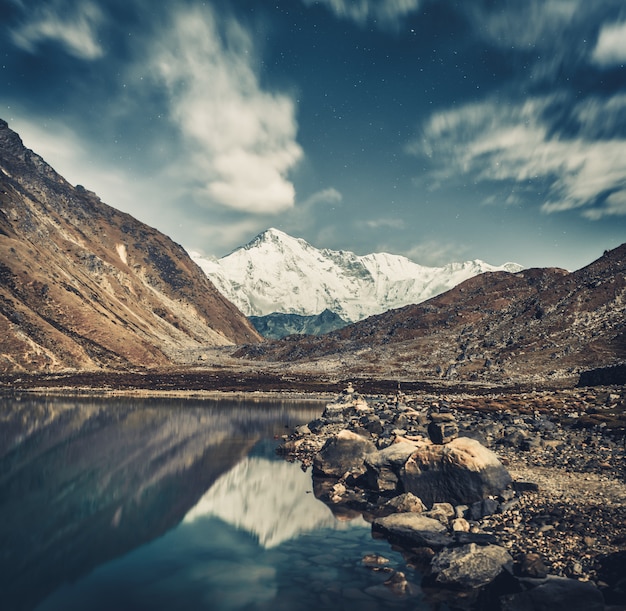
[[279, 385, 606, 611]]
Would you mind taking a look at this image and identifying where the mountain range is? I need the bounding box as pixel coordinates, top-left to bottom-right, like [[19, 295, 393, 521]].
[[0, 119, 260, 373], [238, 245, 626, 384], [190, 228, 523, 323], [1, 117, 624, 384]]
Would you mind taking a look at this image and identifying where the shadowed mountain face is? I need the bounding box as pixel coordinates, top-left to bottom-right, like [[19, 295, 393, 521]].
[[238, 245, 626, 384], [0, 119, 261, 373], [0, 395, 323, 611], [249, 309, 349, 339]]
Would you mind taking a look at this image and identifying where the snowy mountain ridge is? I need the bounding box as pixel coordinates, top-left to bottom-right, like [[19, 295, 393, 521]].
[[190, 228, 523, 323]]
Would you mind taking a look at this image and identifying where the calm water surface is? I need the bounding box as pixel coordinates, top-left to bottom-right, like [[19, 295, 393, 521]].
[[0, 395, 432, 610]]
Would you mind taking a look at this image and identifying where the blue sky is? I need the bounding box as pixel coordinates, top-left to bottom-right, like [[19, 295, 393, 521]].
[[1, 0, 625, 269]]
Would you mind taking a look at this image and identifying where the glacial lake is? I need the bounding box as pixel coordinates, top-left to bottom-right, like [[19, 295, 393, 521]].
[[0, 395, 435, 611]]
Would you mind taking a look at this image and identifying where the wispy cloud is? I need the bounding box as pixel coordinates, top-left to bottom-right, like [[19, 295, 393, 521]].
[[592, 20, 626, 67], [302, 188, 343, 208], [301, 0, 422, 27], [466, 0, 580, 49], [362, 218, 405, 230], [150, 6, 302, 215], [11, 1, 104, 60], [404, 240, 468, 267], [460, 0, 603, 82], [409, 94, 626, 220]]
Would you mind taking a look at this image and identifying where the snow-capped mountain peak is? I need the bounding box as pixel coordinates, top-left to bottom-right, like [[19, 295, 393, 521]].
[[190, 229, 523, 322]]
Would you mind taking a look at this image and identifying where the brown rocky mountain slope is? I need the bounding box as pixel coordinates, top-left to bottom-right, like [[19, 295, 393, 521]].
[[0, 119, 261, 373], [238, 245, 626, 384]]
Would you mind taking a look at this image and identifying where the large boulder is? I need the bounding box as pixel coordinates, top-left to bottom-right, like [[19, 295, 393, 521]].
[[400, 437, 512, 507], [429, 543, 514, 589], [312, 430, 377, 478], [372, 512, 453, 550]]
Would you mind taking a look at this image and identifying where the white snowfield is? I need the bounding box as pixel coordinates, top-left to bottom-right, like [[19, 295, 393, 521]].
[[190, 228, 522, 323]]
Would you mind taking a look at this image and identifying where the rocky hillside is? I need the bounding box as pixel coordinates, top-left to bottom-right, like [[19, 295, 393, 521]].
[[238, 245, 626, 384], [0, 119, 261, 373]]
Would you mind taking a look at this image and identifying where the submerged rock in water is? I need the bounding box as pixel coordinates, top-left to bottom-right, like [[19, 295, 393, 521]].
[[400, 437, 512, 507]]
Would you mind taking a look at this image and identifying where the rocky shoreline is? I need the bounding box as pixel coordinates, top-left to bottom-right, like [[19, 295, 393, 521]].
[[278, 384, 626, 610]]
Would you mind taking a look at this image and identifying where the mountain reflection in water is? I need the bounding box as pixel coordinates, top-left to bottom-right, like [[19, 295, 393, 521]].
[[0, 395, 324, 611], [185, 455, 368, 549]]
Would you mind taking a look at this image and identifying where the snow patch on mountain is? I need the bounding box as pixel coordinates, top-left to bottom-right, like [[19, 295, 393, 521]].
[[190, 228, 523, 322]]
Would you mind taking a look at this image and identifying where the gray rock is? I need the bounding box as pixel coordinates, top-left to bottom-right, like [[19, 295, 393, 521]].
[[469, 497, 500, 520], [360, 413, 384, 435], [400, 437, 512, 507], [372, 512, 453, 550], [515, 552, 548, 579], [501, 576, 605, 611], [423, 502, 455, 525], [428, 420, 459, 444], [429, 543, 514, 589], [295, 424, 311, 436], [363, 439, 418, 492], [383, 492, 426, 514], [312, 429, 377, 478]]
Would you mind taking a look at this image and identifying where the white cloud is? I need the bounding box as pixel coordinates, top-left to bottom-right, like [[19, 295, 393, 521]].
[[410, 94, 626, 220], [302, 0, 422, 26], [11, 1, 104, 60], [592, 21, 626, 67], [584, 190, 626, 220], [151, 6, 302, 215], [302, 187, 343, 208]]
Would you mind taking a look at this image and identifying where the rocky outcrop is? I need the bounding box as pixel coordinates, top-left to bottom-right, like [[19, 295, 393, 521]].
[[0, 119, 261, 372], [278, 386, 622, 608]]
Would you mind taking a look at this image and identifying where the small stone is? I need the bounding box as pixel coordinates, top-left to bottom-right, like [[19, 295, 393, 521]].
[[516, 552, 548, 578], [424, 502, 455, 525], [383, 492, 426, 514], [383, 571, 416, 596], [451, 517, 470, 532], [362, 554, 390, 567]]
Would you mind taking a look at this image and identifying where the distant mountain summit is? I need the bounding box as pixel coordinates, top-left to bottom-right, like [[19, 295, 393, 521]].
[[191, 228, 522, 322], [0, 119, 260, 373]]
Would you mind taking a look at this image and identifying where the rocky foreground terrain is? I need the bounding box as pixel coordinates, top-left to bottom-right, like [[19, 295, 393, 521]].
[[278, 384, 626, 610]]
